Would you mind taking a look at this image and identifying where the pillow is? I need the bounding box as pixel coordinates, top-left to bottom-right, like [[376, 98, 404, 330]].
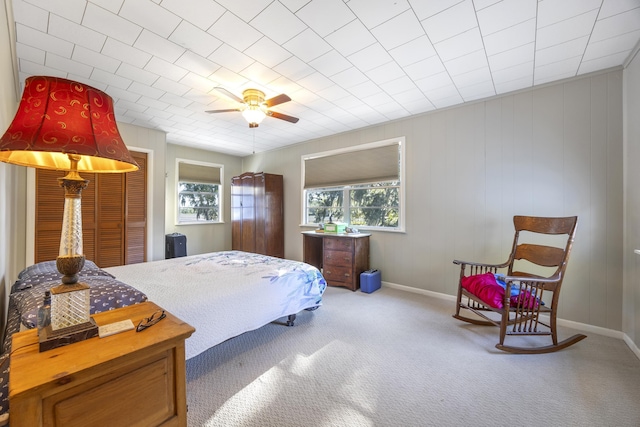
[[495, 274, 543, 308], [461, 272, 505, 308], [12, 260, 116, 294], [17, 261, 58, 280], [11, 270, 60, 293], [462, 273, 540, 310], [510, 289, 540, 310], [16, 275, 148, 329], [494, 274, 520, 297], [17, 260, 115, 280]]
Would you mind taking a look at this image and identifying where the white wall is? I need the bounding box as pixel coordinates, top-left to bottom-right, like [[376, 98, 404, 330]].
[[245, 69, 624, 331], [623, 48, 640, 348], [0, 0, 24, 340], [164, 143, 243, 255]]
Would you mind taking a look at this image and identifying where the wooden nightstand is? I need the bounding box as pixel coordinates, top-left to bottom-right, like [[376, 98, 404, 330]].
[[9, 301, 195, 427]]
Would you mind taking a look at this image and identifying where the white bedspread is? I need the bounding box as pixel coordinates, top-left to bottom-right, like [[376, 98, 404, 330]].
[[105, 251, 327, 359]]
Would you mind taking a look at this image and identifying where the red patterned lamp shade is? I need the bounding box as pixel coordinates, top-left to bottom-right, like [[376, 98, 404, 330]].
[[0, 75, 138, 172], [0, 76, 139, 349]]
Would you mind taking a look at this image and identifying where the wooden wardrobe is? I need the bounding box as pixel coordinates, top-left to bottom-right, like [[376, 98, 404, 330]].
[[35, 151, 147, 268], [231, 172, 284, 258]]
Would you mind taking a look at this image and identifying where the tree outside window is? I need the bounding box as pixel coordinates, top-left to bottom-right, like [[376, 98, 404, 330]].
[[178, 182, 220, 223], [306, 188, 344, 224], [305, 181, 400, 229], [350, 182, 399, 227]]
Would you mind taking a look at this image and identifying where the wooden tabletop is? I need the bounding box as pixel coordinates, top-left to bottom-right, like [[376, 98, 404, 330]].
[[9, 301, 195, 399], [301, 230, 371, 237]]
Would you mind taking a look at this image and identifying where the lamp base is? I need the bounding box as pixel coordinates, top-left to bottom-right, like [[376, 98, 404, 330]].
[[38, 318, 98, 352], [50, 282, 92, 329]]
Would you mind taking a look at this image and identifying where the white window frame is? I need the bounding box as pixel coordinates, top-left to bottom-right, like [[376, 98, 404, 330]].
[[300, 137, 406, 233], [175, 158, 224, 225]]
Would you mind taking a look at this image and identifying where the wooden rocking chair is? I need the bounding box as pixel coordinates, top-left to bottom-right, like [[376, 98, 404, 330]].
[[453, 215, 586, 354]]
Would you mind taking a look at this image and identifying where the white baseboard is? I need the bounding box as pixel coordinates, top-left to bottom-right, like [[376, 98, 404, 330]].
[[623, 334, 640, 360], [382, 281, 457, 302], [381, 281, 640, 360]]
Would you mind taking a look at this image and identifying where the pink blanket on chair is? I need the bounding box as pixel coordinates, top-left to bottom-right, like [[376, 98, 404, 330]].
[[461, 272, 539, 309]]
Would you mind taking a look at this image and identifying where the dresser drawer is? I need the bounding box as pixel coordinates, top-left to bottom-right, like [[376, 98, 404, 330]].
[[324, 249, 353, 266], [324, 237, 354, 252], [323, 265, 354, 284]]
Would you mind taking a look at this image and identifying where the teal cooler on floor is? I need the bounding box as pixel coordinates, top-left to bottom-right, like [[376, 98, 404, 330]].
[[360, 269, 381, 293]]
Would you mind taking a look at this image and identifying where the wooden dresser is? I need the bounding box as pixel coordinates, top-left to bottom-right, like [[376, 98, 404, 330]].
[[302, 231, 370, 291], [9, 302, 195, 427], [231, 172, 284, 258]]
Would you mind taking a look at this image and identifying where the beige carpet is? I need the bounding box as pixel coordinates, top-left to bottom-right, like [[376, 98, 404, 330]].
[[185, 286, 640, 427]]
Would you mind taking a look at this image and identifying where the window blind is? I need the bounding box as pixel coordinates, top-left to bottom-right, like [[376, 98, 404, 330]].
[[178, 163, 221, 184], [304, 142, 400, 189]]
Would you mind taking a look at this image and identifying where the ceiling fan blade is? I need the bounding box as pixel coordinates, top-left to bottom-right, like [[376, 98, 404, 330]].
[[267, 111, 299, 123], [205, 108, 242, 113], [264, 94, 291, 108], [213, 87, 244, 104]]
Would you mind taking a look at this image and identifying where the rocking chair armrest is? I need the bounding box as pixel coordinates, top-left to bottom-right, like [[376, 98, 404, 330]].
[[502, 273, 562, 285], [502, 273, 563, 293], [453, 259, 510, 269]]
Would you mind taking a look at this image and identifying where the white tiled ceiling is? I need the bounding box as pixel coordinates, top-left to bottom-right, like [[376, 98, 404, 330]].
[[8, 0, 640, 156]]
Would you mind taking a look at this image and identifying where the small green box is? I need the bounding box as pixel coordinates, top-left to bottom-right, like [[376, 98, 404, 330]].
[[324, 223, 347, 233]]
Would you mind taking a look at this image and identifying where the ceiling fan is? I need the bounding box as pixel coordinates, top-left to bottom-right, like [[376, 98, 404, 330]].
[[206, 88, 299, 128]]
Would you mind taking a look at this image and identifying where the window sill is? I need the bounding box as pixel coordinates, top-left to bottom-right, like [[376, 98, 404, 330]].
[[176, 221, 225, 226], [299, 224, 405, 233]]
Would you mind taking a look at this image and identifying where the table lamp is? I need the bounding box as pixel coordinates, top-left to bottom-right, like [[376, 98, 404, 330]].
[[0, 76, 138, 350]]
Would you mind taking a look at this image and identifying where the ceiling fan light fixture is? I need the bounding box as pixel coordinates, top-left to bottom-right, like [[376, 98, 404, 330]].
[[207, 87, 298, 126], [242, 106, 266, 126]]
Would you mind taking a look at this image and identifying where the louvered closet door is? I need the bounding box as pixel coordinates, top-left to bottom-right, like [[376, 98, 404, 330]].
[[35, 169, 98, 263], [125, 152, 147, 264], [96, 173, 125, 267], [35, 151, 147, 267], [35, 169, 64, 262], [82, 172, 98, 261]]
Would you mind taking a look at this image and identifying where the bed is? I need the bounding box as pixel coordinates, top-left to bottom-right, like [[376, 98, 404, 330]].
[[0, 251, 326, 418], [103, 250, 327, 360]]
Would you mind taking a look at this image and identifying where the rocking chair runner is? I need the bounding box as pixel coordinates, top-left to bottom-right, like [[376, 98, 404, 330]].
[[453, 215, 586, 354]]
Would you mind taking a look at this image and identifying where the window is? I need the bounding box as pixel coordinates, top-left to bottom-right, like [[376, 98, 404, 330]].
[[176, 159, 223, 224], [302, 137, 404, 232], [305, 182, 400, 227]]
